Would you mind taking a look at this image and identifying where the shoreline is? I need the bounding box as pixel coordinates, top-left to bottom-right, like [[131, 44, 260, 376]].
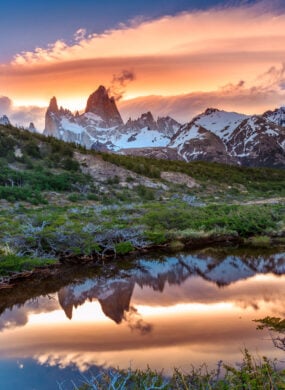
[[1, 232, 284, 291]]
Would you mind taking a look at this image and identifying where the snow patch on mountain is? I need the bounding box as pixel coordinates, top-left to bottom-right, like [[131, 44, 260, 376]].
[[61, 118, 85, 135], [193, 109, 248, 142], [263, 106, 285, 127], [114, 127, 171, 149]]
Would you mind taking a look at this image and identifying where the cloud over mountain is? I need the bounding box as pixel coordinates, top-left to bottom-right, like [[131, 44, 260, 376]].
[[0, 96, 45, 130]]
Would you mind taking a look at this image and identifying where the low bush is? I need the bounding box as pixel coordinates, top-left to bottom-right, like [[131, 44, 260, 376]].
[[143, 204, 283, 237], [115, 241, 134, 255]]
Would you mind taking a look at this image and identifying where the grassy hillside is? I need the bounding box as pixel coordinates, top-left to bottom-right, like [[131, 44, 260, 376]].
[[101, 152, 285, 200], [0, 124, 93, 203], [0, 124, 284, 276]]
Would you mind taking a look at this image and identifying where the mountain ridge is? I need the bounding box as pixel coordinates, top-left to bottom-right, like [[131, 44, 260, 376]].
[[1, 86, 285, 167]]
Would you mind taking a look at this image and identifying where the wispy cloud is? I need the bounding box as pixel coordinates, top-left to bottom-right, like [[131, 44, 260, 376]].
[[9, 1, 285, 67]]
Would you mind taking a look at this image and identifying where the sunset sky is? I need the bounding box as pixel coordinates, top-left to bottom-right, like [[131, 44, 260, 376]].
[[1, 0, 285, 128]]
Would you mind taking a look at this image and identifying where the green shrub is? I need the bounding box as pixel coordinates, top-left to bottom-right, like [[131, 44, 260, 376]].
[[145, 231, 167, 244], [115, 241, 134, 255], [24, 141, 41, 158], [68, 193, 83, 202], [61, 157, 80, 171], [136, 185, 155, 200], [143, 204, 282, 237], [250, 235, 271, 247], [87, 193, 99, 201]]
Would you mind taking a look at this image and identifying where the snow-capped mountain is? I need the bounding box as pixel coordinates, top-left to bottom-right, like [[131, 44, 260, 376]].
[[188, 108, 248, 143], [227, 116, 285, 167], [263, 106, 285, 127], [170, 108, 285, 167], [170, 122, 235, 164], [43, 86, 285, 167], [0, 115, 11, 126], [44, 86, 180, 151]]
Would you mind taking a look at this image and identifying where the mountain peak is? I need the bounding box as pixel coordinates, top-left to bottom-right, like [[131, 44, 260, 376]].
[[0, 115, 11, 126], [97, 85, 108, 95], [48, 96, 59, 113], [263, 106, 285, 127], [85, 85, 123, 126], [141, 111, 155, 122], [28, 122, 36, 132], [204, 108, 221, 115]]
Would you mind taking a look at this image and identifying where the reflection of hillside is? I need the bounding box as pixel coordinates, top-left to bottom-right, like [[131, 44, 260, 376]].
[[58, 252, 285, 323]]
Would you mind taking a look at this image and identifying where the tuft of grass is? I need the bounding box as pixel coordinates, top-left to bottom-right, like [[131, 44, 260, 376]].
[[169, 240, 185, 251], [0, 254, 56, 276], [250, 235, 271, 247]]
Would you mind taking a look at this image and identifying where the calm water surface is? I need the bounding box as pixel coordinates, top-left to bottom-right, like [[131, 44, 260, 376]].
[[0, 247, 285, 389]]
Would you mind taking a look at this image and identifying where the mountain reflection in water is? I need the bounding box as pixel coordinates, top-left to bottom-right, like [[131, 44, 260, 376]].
[[0, 248, 285, 388]]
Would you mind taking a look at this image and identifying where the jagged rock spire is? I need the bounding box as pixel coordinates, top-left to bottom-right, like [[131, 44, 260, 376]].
[[85, 85, 123, 126], [44, 96, 60, 136], [47, 96, 59, 113]]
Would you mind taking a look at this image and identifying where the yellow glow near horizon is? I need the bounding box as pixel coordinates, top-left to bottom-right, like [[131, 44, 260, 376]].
[[27, 300, 239, 328], [28, 301, 109, 325], [136, 302, 235, 316]]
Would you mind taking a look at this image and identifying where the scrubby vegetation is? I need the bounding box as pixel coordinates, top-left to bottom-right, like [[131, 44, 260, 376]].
[[0, 201, 284, 275], [0, 125, 91, 203], [101, 152, 285, 199], [61, 351, 285, 390], [0, 123, 284, 276]]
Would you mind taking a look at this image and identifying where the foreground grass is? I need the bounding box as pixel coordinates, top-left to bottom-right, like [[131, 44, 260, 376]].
[[61, 351, 285, 390], [0, 201, 284, 276]]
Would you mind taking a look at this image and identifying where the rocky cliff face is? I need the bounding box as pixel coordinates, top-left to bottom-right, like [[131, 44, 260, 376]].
[[227, 116, 285, 167], [44, 97, 61, 137], [170, 122, 236, 164], [85, 85, 123, 127]]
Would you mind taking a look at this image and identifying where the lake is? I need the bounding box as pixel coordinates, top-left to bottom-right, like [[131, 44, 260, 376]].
[[0, 247, 284, 389]]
